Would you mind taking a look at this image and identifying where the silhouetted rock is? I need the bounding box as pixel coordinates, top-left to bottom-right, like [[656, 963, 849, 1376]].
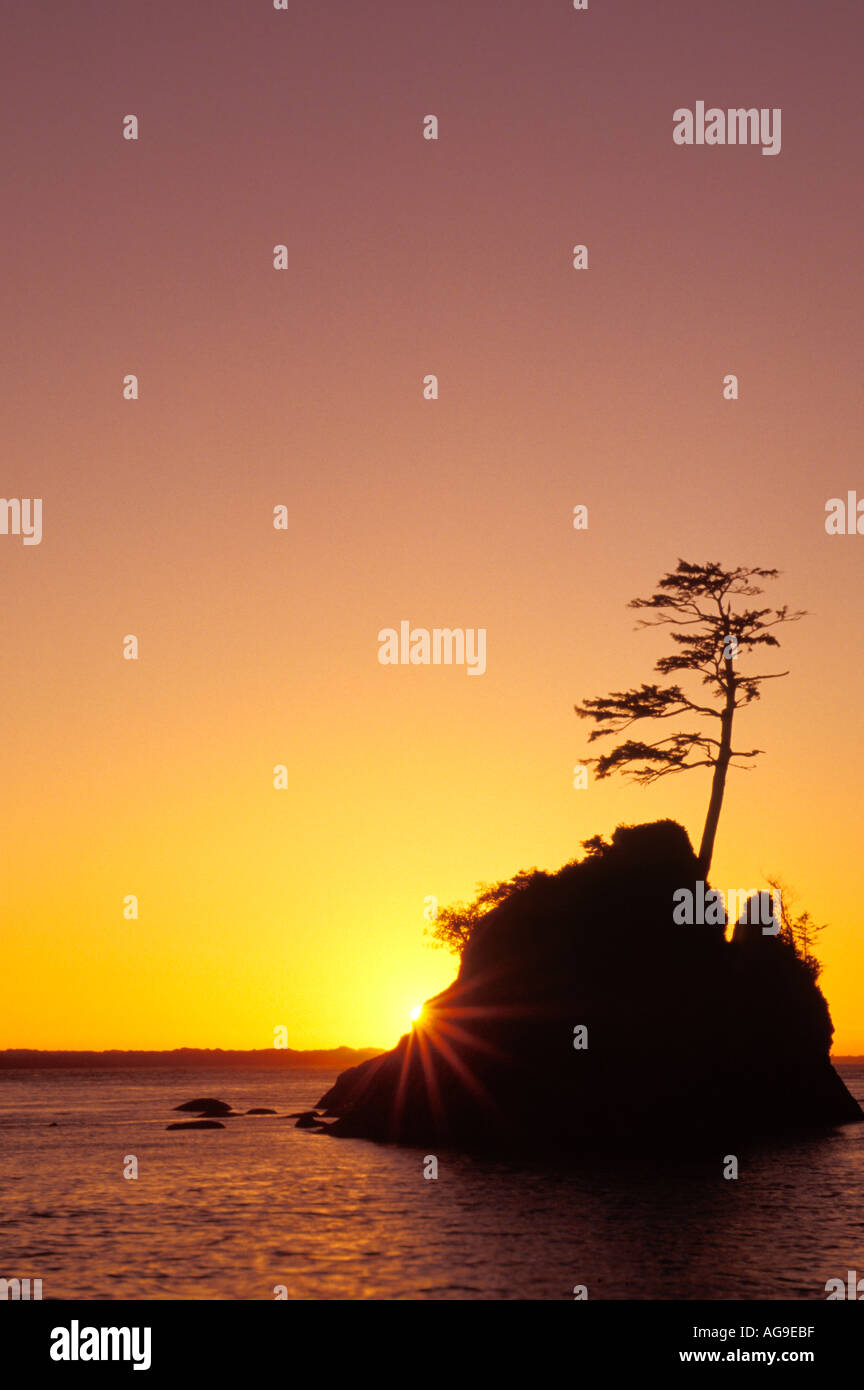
[[166, 1119, 225, 1130], [318, 820, 864, 1149], [173, 1098, 234, 1116], [246, 1108, 277, 1115], [294, 1111, 324, 1128]]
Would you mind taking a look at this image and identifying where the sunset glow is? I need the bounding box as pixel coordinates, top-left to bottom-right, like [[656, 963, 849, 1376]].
[[2, 0, 864, 1059]]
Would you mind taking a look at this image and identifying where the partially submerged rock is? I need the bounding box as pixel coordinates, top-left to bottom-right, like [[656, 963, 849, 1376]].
[[173, 1098, 234, 1116], [167, 1119, 225, 1131], [294, 1111, 324, 1129]]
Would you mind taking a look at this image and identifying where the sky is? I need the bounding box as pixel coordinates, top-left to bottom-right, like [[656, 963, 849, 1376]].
[[2, 0, 864, 1052]]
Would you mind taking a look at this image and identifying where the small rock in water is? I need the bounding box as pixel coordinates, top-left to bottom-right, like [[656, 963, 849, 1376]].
[[173, 1098, 234, 1116], [246, 1108, 277, 1115], [166, 1119, 226, 1131]]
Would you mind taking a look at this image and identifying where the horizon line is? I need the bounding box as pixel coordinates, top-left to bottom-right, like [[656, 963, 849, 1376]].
[[0, 1045, 382, 1055], [1, 1046, 860, 1058]]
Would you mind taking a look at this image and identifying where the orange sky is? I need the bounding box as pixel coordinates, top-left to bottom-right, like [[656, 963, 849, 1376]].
[[2, 0, 863, 1052]]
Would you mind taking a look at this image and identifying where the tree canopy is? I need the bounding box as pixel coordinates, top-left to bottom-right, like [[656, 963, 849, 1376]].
[[575, 560, 805, 873]]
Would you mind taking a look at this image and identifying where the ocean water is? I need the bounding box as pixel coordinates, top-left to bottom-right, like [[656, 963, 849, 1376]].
[[1, 1064, 862, 1301]]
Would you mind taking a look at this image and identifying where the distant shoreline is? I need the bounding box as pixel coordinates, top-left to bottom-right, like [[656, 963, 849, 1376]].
[[2, 1048, 861, 1071], [0, 1047, 382, 1070]]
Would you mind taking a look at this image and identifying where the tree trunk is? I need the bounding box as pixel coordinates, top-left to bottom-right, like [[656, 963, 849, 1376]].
[[698, 677, 735, 877]]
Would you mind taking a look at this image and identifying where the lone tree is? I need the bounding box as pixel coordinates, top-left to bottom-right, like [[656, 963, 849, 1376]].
[[575, 560, 806, 876]]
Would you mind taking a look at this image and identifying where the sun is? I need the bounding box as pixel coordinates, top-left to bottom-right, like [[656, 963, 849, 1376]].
[[410, 1003, 423, 1024]]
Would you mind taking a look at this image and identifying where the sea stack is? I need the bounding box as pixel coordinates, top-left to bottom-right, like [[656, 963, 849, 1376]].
[[318, 821, 863, 1149]]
